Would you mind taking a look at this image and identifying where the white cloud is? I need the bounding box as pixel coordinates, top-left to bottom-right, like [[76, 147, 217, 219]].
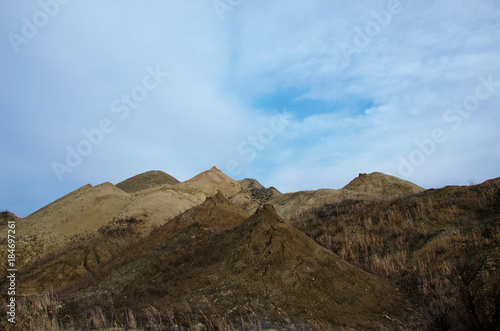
[[1, 0, 500, 216]]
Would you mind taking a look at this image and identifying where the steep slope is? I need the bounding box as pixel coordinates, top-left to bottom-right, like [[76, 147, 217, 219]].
[[17, 229, 137, 293], [193, 204, 407, 327], [112, 185, 207, 230], [162, 191, 250, 234], [15, 180, 207, 266], [342, 172, 425, 199], [65, 205, 408, 329], [292, 178, 500, 329], [18, 183, 132, 262], [116, 170, 179, 193], [14, 192, 247, 294], [176, 166, 241, 197]]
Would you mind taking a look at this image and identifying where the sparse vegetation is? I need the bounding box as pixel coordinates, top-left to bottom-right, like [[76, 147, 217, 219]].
[[2, 170, 499, 330], [0, 291, 344, 330], [291, 179, 500, 330]]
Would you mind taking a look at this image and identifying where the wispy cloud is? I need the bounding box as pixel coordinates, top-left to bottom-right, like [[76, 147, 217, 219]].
[[1, 0, 499, 216]]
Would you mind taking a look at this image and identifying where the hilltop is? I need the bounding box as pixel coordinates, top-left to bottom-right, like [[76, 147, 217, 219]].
[[270, 172, 424, 219], [1, 168, 498, 330], [342, 172, 425, 199], [115, 170, 180, 193], [60, 203, 407, 329]]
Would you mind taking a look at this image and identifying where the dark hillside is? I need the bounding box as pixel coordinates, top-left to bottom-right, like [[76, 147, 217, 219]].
[[292, 178, 500, 330], [60, 204, 409, 329]]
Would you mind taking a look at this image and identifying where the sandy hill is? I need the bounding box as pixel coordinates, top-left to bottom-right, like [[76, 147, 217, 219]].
[[5, 169, 425, 267], [15, 192, 248, 294], [270, 188, 345, 220], [4, 169, 499, 329], [18, 183, 131, 260], [14, 181, 207, 266], [19, 229, 135, 293], [270, 172, 425, 220], [342, 172, 425, 199], [138, 191, 250, 251], [5, 169, 425, 268], [115, 170, 179, 193], [176, 166, 241, 197], [62, 204, 407, 329]]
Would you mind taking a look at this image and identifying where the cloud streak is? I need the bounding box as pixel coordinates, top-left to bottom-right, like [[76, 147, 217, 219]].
[[1, 0, 499, 216]]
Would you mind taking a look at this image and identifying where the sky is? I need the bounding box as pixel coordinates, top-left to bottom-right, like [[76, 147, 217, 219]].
[[1, 0, 500, 217]]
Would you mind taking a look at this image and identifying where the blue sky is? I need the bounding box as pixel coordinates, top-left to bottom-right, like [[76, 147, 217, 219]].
[[1, 0, 500, 217]]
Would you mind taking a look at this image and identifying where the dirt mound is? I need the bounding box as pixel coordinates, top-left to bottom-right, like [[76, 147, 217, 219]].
[[112, 185, 207, 230], [16, 190, 236, 294], [230, 178, 282, 214], [270, 173, 424, 220], [238, 178, 281, 203], [18, 230, 137, 293], [68, 204, 407, 329], [150, 191, 250, 243], [12, 181, 207, 267], [342, 172, 424, 199], [116, 170, 179, 193], [201, 204, 406, 327], [17, 183, 131, 262], [292, 178, 500, 330], [176, 166, 241, 197]]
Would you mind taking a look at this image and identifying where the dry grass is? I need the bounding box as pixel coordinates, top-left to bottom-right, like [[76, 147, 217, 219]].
[[291, 179, 500, 330], [0, 291, 351, 331]]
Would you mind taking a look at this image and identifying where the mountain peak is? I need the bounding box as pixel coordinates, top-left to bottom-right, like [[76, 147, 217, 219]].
[[253, 203, 280, 219], [177, 167, 241, 197], [239, 204, 285, 231], [155, 190, 248, 237], [342, 171, 424, 199], [116, 170, 179, 193]]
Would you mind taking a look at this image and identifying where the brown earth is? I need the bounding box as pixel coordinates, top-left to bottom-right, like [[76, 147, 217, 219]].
[[61, 202, 408, 329], [7, 170, 422, 269], [7, 192, 248, 296], [1, 168, 438, 328], [14, 183, 131, 263], [271, 172, 425, 220], [291, 178, 500, 330], [176, 166, 242, 197], [115, 170, 180, 193], [4, 177, 207, 267], [342, 172, 425, 199]]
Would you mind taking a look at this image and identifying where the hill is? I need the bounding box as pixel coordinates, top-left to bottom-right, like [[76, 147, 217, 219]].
[[342, 172, 425, 199], [115, 170, 180, 193], [270, 172, 425, 220], [176, 166, 241, 197], [60, 203, 408, 329], [15, 183, 131, 263], [292, 177, 500, 330], [17, 191, 248, 294], [4, 167, 497, 329], [6, 180, 207, 268]]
